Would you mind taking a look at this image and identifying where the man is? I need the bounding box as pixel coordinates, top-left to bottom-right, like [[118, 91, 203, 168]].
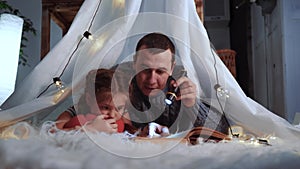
[[123, 33, 229, 135]]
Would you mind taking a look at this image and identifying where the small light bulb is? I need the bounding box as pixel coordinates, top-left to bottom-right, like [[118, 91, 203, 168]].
[[83, 31, 93, 40], [53, 77, 65, 93], [214, 84, 230, 98]]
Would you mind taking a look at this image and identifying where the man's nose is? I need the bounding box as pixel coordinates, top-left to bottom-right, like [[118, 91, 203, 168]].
[[146, 70, 157, 83]]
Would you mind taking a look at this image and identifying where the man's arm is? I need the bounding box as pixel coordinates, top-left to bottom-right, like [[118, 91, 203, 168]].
[[183, 100, 230, 134]]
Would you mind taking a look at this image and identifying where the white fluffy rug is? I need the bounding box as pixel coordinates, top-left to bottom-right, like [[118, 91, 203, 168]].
[[0, 122, 300, 169]]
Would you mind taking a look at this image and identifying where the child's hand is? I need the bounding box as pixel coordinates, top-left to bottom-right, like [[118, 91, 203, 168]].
[[86, 115, 118, 133], [140, 122, 170, 138]]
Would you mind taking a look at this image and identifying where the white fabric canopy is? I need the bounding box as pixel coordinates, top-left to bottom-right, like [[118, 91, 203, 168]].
[[1, 0, 300, 144]]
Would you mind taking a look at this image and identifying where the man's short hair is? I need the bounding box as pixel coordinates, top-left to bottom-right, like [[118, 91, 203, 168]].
[[134, 33, 175, 63]]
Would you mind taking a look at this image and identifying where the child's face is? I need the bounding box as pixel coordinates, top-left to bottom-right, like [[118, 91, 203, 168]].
[[89, 92, 127, 120], [111, 93, 128, 119]]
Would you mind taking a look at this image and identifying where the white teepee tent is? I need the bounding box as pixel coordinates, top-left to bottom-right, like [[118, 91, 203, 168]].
[[1, 0, 300, 143]]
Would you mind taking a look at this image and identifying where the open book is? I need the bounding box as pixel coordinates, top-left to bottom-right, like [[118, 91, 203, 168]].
[[134, 126, 231, 145]]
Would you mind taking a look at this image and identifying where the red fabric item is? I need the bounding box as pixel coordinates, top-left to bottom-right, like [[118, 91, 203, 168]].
[[116, 119, 125, 133], [63, 114, 88, 128]]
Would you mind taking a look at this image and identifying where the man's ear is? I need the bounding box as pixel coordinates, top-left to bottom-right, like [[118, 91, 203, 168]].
[[132, 57, 137, 72], [133, 53, 137, 63], [170, 61, 176, 76]]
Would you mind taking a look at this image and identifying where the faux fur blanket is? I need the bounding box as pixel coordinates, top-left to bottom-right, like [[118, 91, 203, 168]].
[[0, 122, 300, 169]]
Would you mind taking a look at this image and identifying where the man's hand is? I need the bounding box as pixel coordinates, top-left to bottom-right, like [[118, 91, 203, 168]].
[[174, 76, 197, 107]]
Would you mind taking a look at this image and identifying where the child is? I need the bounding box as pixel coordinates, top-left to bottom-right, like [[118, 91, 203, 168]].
[[55, 69, 130, 133]]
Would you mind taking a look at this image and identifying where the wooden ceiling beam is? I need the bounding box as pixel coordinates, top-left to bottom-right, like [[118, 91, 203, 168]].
[[41, 0, 84, 59], [53, 6, 81, 12], [50, 11, 69, 34]]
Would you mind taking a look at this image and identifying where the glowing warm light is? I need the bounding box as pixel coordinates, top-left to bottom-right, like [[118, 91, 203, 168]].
[[89, 33, 109, 54], [0, 124, 29, 140], [112, 0, 125, 9], [230, 125, 244, 137], [0, 14, 23, 105], [228, 126, 273, 146], [52, 77, 69, 103], [94, 37, 105, 49]]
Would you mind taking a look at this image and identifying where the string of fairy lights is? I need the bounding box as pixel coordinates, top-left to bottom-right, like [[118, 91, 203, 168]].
[[209, 43, 236, 137], [36, 0, 102, 98], [210, 43, 272, 145]]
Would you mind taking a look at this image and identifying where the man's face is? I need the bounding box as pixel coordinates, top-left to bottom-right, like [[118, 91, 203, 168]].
[[133, 47, 175, 96]]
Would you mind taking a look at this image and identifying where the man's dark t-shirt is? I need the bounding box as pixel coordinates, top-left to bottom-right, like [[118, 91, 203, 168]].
[[126, 76, 229, 134]]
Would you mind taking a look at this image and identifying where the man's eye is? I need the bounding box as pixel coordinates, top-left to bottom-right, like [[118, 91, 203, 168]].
[[156, 69, 165, 75], [142, 68, 151, 73]]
